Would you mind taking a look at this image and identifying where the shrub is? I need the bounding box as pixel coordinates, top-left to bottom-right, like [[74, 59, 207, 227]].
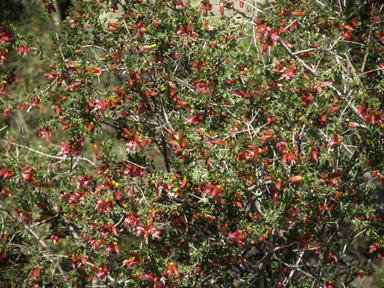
[[1, 0, 384, 287]]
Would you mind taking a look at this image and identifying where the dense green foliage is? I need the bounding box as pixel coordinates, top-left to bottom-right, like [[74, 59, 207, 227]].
[[1, 0, 384, 287]]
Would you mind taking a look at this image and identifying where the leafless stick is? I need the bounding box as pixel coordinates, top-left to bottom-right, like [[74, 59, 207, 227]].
[[1, 140, 97, 169]]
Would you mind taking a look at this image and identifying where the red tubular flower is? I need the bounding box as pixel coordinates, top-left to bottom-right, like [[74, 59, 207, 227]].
[[258, 135, 275, 142], [23, 45, 30, 56], [113, 242, 120, 254], [94, 100, 108, 112], [291, 11, 305, 16], [93, 143, 98, 155], [96, 266, 109, 278], [0, 51, 9, 66], [170, 263, 179, 276], [327, 133, 342, 148], [177, 1, 189, 8], [0, 188, 11, 199], [122, 253, 141, 267], [106, 23, 120, 31], [142, 44, 156, 50], [255, 23, 266, 36], [220, 1, 224, 16], [87, 67, 102, 76], [271, 188, 278, 202], [311, 147, 318, 161], [282, 153, 288, 164], [227, 230, 245, 245], [289, 175, 303, 182], [200, 1, 212, 16], [262, 42, 269, 55], [95, 198, 114, 215], [211, 139, 226, 146], [87, 122, 94, 132], [44, 2, 57, 13], [17, 46, 24, 55], [369, 244, 379, 253]]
